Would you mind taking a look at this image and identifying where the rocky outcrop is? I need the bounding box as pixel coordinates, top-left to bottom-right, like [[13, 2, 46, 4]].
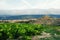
[[34, 16, 55, 25]]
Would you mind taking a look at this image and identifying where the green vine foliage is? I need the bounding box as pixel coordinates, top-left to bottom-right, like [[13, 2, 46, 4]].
[[0, 23, 60, 40]]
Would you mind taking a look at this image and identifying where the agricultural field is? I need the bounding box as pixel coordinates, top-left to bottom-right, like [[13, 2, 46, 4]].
[[0, 23, 60, 40]]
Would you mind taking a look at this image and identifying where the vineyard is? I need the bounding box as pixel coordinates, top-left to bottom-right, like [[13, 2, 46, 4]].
[[0, 23, 60, 40]]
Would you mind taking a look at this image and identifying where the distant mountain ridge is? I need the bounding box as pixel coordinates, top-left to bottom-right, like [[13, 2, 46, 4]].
[[0, 9, 60, 15], [0, 9, 60, 20], [0, 15, 60, 20]]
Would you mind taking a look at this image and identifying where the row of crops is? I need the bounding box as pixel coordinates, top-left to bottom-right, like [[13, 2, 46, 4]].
[[0, 23, 60, 40]]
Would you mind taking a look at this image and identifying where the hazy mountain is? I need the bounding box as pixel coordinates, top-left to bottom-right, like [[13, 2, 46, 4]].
[[0, 9, 60, 15], [0, 15, 60, 20], [0, 9, 60, 20]]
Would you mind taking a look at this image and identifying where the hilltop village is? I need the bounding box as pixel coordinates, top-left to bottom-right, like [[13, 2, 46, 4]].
[[0, 16, 60, 25]]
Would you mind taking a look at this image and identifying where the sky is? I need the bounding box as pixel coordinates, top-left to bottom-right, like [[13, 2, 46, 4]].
[[0, 0, 60, 10]]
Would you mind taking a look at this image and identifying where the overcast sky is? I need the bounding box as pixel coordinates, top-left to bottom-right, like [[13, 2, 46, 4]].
[[0, 0, 60, 10], [0, 0, 60, 15]]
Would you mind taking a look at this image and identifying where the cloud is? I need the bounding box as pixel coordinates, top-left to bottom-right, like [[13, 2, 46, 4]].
[[0, 0, 32, 10], [0, 0, 60, 9], [32, 0, 60, 9]]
